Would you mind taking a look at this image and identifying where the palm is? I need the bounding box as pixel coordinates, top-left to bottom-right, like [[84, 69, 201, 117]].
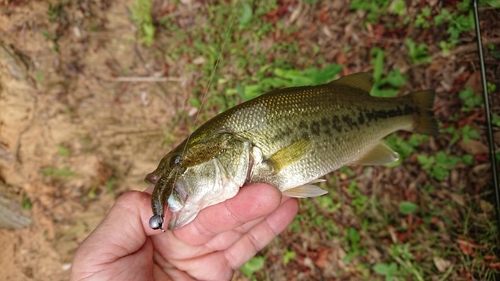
[[70, 184, 298, 281]]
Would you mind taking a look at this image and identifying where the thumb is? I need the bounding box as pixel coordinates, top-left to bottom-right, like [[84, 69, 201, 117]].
[[72, 191, 163, 268]]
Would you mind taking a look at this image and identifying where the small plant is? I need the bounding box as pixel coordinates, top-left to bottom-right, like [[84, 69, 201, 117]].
[[370, 47, 408, 97], [231, 64, 343, 101], [22, 196, 33, 210], [487, 81, 496, 93], [389, 0, 406, 16], [240, 256, 265, 278], [344, 227, 364, 262], [492, 114, 500, 127], [417, 151, 473, 181], [282, 249, 296, 265], [442, 124, 479, 145], [41, 30, 59, 53], [347, 181, 369, 213], [433, 8, 474, 53], [458, 87, 483, 112], [47, 2, 65, 23], [405, 39, 432, 64], [385, 134, 428, 167], [129, 0, 155, 46], [350, 0, 391, 24], [374, 262, 399, 281], [414, 7, 431, 28], [42, 167, 78, 178], [56, 145, 70, 157], [399, 201, 419, 215]]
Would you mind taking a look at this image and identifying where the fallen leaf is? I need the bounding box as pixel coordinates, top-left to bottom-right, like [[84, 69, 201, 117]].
[[483, 255, 497, 261], [457, 239, 477, 256], [313, 249, 331, 268], [459, 140, 489, 155], [487, 262, 500, 270], [433, 256, 451, 272]]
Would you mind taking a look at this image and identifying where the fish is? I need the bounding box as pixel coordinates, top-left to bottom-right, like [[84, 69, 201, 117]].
[[145, 72, 439, 231]]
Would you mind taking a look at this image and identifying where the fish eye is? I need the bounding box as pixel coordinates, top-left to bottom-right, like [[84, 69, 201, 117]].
[[169, 154, 182, 166]]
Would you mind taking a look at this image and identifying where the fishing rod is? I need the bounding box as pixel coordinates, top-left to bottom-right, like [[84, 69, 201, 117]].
[[472, 0, 500, 251]]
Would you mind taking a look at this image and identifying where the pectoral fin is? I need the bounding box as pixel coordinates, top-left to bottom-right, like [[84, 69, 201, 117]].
[[352, 142, 399, 166], [283, 184, 328, 198], [267, 138, 311, 174]]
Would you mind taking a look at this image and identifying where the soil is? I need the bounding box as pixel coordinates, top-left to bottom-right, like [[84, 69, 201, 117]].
[[0, 1, 184, 279]]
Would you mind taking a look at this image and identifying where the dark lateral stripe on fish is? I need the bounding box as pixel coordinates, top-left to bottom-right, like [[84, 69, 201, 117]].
[[293, 106, 415, 138]]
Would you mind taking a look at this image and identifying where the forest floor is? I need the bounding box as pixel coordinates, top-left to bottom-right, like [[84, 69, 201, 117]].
[[0, 0, 499, 280]]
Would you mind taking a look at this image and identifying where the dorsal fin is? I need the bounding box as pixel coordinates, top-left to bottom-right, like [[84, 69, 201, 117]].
[[329, 72, 374, 93]]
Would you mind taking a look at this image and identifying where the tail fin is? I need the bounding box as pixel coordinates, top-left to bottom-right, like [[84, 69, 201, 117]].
[[409, 90, 439, 135]]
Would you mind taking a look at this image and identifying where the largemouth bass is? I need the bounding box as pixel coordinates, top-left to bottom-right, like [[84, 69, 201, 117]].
[[146, 72, 438, 231]]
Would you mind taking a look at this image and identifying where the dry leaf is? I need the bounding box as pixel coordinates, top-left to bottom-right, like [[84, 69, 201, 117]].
[[313, 249, 331, 268], [457, 239, 476, 256], [459, 140, 489, 155], [433, 256, 451, 272]]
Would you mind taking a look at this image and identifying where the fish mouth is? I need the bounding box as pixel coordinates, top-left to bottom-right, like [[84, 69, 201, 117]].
[[168, 209, 198, 230], [167, 201, 201, 230], [145, 172, 159, 185]]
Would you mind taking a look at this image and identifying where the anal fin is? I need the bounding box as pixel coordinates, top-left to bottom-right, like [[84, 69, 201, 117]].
[[283, 183, 328, 198], [352, 142, 399, 166]]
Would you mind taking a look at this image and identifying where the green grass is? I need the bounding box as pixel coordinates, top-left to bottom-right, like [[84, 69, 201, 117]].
[[129, 0, 155, 46]]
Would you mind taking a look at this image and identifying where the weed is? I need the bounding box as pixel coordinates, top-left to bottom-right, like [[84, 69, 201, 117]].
[[344, 227, 367, 263], [105, 178, 116, 196], [41, 30, 59, 53], [374, 262, 399, 281], [433, 8, 474, 53], [492, 114, 500, 127], [417, 151, 473, 181], [350, 0, 391, 24], [370, 47, 407, 97], [488, 43, 500, 59], [487, 81, 496, 93], [42, 167, 78, 179], [282, 249, 296, 266], [442, 124, 479, 145], [240, 256, 265, 278], [233, 64, 343, 101], [36, 70, 44, 83], [47, 2, 65, 23], [129, 0, 155, 46], [389, 0, 406, 16], [56, 145, 70, 157], [405, 39, 432, 64], [22, 196, 33, 210], [414, 7, 431, 28], [458, 87, 483, 112], [399, 201, 418, 215]]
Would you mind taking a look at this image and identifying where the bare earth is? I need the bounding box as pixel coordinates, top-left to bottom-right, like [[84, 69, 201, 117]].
[[0, 1, 186, 279]]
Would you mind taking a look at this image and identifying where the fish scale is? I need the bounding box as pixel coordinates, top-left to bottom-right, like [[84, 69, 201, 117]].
[[146, 72, 438, 231]]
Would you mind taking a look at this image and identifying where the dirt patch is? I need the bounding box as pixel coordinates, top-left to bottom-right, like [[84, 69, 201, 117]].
[[0, 1, 188, 279]]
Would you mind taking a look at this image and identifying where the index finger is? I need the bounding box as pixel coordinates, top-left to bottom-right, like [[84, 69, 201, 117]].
[[172, 183, 284, 245]]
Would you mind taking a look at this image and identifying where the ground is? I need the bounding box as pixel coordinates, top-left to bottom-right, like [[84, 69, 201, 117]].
[[0, 0, 499, 280]]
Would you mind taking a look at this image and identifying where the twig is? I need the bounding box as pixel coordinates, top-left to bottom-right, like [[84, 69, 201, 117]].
[[116, 76, 183, 82], [431, 37, 500, 60]]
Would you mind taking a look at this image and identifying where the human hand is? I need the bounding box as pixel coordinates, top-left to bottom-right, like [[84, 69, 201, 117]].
[[70, 183, 298, 281]]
